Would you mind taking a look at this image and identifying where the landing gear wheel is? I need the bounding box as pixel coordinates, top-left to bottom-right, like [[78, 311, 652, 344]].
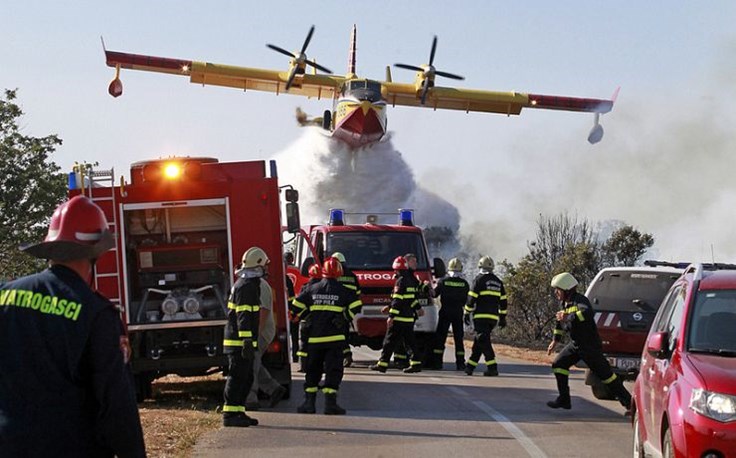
[[322, 110, 332, 130]]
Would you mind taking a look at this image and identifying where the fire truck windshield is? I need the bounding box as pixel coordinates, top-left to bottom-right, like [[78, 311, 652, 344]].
[[326, 231, 428, 271]]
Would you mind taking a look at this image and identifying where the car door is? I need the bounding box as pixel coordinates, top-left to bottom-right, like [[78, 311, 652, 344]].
[[648, 283, 687, 449]]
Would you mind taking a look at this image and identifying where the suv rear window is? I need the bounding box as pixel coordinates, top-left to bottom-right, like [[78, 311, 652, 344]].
[[588, 270, 680, 313]]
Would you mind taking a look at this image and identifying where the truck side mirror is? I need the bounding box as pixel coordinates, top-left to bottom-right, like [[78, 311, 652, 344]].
[[300, 257, 315, 277], [432, 258, 446, 279], [286, 202, 300, 234], [646, 331, 669, 359]]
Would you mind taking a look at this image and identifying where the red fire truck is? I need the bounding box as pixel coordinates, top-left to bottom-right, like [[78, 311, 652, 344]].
[[288, 209, 446, 358], [69, 157, 298, 401]]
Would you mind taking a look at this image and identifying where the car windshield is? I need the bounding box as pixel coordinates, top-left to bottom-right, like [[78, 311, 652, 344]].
[[687, 289, 736, 353], [326, 231, 428, 270], [587, 270, 680, 312]]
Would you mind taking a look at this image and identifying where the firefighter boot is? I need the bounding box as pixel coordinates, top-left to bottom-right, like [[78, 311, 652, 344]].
[[297, 392, 317, 414], [611, 378, 633, 412], [547, 372, 572, 409], [456, 360, 466, 371], [223, 413, 259, 427], [324, 393, 346, 415], [483, 365, 499, 377], [403, 363, 422, 373], [464, 361, 475, 376], [369, 362, 387, 373]]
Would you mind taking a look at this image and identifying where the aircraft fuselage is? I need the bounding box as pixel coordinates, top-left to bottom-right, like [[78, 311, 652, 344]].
[[330, 79, 388, 149]]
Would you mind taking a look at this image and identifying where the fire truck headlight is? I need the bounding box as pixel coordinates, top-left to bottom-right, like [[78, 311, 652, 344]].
[[161, 296, 179, 316], [182, 295, 201, 314], [163, 163, 182, 179]]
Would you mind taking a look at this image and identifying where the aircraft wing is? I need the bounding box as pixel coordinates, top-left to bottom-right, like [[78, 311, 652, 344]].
[[105, 50, 345, 100], [381, 81, 613, 115]]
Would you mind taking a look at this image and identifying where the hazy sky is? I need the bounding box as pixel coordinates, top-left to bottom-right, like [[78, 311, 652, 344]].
[[3, 1, 736, 263]]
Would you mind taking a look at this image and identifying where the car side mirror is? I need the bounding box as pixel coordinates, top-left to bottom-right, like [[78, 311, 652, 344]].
[[432, 258, 446, 279], [646, 331, 669, 359]]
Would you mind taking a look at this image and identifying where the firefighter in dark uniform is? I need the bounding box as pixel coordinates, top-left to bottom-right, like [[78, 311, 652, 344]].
[[547, 272, 632, 411], [428, 257, 470, 370], [295, 263, 322, 373], [0, 195, 146, 457], [222, 246, 269, 427], [464, 256, 507, 376], [370, 256, 424, 373], [331, 252, 361, 368], [291, 258, 362, 415]]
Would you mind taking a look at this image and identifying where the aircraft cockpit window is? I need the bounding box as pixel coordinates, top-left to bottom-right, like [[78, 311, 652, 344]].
[[342, 80, 383, 102]]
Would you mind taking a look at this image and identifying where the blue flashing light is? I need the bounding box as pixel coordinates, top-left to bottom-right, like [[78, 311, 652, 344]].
[[329, 208, 345, 226], [398, 208, 414, 226], [68, 172, 78, 190]]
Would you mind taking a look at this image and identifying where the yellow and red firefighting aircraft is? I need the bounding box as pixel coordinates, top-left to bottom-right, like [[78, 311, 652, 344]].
[[104, 25, 617, 148]]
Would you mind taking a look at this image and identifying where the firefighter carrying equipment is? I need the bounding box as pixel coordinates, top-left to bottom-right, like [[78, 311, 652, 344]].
[[242, 246, 269, 269], [551, 272, 578, 291], [549, 291, 632, 410], [447, 257, 463, 272], [20, 195, 115, 261]]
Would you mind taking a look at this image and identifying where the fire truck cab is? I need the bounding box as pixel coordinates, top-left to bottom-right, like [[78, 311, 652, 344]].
[[288, 209, 446, 358], [69, 157, 297, 401]]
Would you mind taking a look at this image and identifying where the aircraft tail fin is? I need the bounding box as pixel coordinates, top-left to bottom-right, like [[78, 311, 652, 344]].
[[347, 24, 357, 77]]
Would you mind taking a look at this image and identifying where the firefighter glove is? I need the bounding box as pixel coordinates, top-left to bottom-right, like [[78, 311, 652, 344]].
[[463, 313, 472, 326], [241, 340, 255, 361], [499, 316, 507, 328]]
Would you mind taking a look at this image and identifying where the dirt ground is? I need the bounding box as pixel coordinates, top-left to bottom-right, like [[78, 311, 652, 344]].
[[139, 342, 552, 457]]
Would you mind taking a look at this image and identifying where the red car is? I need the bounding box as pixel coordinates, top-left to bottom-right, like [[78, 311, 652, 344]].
[[632, 263, 736, 458]]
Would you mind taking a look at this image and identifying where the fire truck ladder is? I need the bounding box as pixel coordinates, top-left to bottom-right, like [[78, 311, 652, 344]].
[[82, 166, 123, 309]]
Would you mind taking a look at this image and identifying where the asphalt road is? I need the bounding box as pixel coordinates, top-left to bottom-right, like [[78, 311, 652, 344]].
[[193, 345, 634, 458]]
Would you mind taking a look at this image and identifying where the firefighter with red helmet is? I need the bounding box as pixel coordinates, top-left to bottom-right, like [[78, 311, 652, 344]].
[[370, 255, 425, 373], [295, 263, 323, 373], [547, 272, 632, 411], [331, 252, 361, 367], [222, 246, 269, 427], [291, 258, 362, 415], [0, 195, 146, 457], [464, 256, 507, 376]]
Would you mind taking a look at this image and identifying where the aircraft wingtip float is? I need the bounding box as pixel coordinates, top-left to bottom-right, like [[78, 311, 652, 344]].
[[103, 25, 617, 148]]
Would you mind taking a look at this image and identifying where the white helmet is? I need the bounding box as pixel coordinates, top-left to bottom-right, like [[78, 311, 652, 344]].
[[241, 246, 269, 269], [478, 256, 494, 271], [551, 272, 578, 291], [447, 258, 463, 272]]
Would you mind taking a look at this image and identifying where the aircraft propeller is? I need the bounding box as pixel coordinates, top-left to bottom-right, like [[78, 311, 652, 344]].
[[267, 25, 333, 90], [395, 36, 464, 105]]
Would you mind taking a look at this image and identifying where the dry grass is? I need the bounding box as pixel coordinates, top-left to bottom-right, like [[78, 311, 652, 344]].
[[139, 343, 550, 457]]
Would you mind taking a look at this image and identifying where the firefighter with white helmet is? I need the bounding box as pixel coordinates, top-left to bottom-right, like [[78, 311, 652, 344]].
[[428, 257, 470, 370], [547, 272, 632, 412], [463, 255, 507, 376], [222, 246, 269, 427], [0, 195, 146, 456]]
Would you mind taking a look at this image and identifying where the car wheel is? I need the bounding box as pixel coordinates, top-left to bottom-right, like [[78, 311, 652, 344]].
[[663, 427, 674, 458], [632, 412, 645, 458]]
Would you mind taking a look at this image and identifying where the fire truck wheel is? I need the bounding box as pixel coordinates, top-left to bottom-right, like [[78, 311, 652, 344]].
[[135, 372, 154, 403]]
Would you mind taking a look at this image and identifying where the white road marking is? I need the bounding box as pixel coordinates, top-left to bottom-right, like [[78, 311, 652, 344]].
[[445, 386, 547, 458]]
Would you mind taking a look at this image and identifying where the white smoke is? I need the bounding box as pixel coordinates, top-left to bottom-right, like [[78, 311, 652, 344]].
[[274, 127, 460, 257]]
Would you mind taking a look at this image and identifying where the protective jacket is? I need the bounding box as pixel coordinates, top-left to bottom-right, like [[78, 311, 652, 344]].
[[337, 266, 361, 295], [552, 292, 602, 349], [389, 271, 422, 324], [224, 276, 261, 353], [434, 275, 469, 316], [0, 265, 145, 457], [465, 272, 507, 323], [291, 278, 361, 345]]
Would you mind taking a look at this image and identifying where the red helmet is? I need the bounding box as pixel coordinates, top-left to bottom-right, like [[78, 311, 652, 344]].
[[308, 263, 322, 279], [20, 195, 114, 261], [392, 256, 408, 271], [322, 257, 343, 279]]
